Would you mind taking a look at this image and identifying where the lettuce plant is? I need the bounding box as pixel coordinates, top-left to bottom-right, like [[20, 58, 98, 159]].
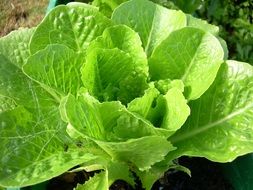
[[0, 0, 253, 189]]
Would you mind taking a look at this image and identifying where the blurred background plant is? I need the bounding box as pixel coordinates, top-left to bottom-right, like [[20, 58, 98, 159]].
[[154, 0, 253, 64], [195, 0, 253, 64]]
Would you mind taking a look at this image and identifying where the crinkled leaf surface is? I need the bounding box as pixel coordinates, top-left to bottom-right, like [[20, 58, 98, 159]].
[[30, 3, 112, 53], [99, 101, 168, 140], [154, 79, 185, 95], [0, 28, 34, 68], [60, 93, 174, 170], [82, 48, 148, 104], [0, 28, 96, 187], [112, 0, 186, 56], [88, 25, 148, 69], [1, 1, 253, 189], [82, 25, 148, 104], [0, 54, 53, 110], [0, 96, 16, 113], [168, 61, 253, 162], [60, 93, 167, 141], [149, 27, 224, 100], [23, 44, 85, 97], [0, 106, 97, 187], [95, 136, 175, 171]]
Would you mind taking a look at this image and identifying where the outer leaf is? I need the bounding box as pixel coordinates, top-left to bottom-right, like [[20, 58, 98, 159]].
[[169, 61, 253, 162], [0, 28, 96, 187], [0, 28, 54, 110], [0, 55, 52, 109], [149, 27, 224, 100], [0, 106, 97, 187], [76, 171, 108, 190], [136, 157, 190, 189], [70, 148, 135, 186], [106, 161, 135, 186], [136, 162, 173, 190], [30, 3, 112, 53], [0, 96, 16, 113], [23, 44, 85, 97], [95, 136, 175, 171], [0, 28, 34, 68], [82, 48, 148, 104], [187, 14, 219, 35], [112, 0, 186, 56]]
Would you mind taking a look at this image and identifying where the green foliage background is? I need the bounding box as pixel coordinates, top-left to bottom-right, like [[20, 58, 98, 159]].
[[154, 0, 253, 64]]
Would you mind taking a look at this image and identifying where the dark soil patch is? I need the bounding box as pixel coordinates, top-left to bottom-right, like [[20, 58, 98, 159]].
[[152, 157, 234, 190]]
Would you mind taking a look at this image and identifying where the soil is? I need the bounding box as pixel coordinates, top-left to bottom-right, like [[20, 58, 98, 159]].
[[0, 0, 48, 37], [42, 157, 234, 190], [152, 157, 234, 190]]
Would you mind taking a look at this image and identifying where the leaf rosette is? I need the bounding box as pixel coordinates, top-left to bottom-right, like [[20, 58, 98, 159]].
[[0, 0, 253, 189]]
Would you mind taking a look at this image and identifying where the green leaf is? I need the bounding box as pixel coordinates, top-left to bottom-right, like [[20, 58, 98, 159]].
[[149, 27, 224, 100], [127, 86, 160, 119], [0, 106, 97, 187], [30, 3, 112, 54], [187, 14, 219, 35], [0, 28, 34, 68], [60, 93, 174, 170], [88, 25, 148, 70], [0, 28, 54, 110], [92, 0, 127, 17], [0, 28, 96, 188], [99, 101, 168, 140], [0, 96, 16, 113], [60, 93, 168, 141], [59, 93, 105, 140], [76, 171, 108, 190], [95, 136, 175, 170], [154, 79, 185, 95], [168, 61, 253, 162], [82, 48, 148, 104], [136, 157, 190, 189], [82, 25, 148, 104], [136, 162, 172, 190], [112, 0, 186, 56], [128, 85, 190, 136], [107, 160, 135, 186], [23, 44, 85, 97], [159, 87, 190, 130], [0, 37, 56, 110]]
